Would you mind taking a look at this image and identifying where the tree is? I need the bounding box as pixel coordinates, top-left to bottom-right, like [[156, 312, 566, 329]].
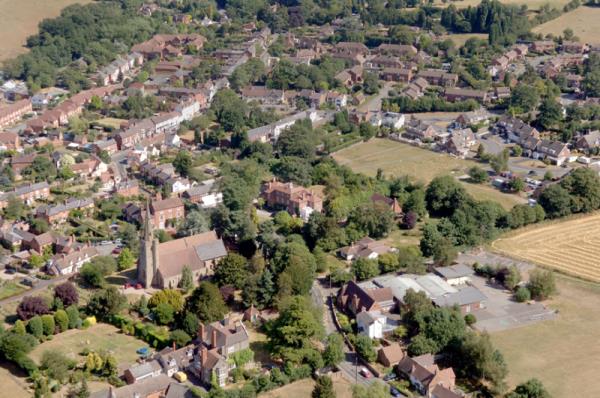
[[432, 238, 458, 266], [378, 252, 400, 273], [509, 177, 525, 192], [170, 329, 192, 347], [27, 316, 44, 339], [178, 210, 209, 237], [4, 195, 24, 219], [81, 256, 116, 287], [323, 334, 344, 367], [154, 302, 175, 325], [506, 378, 551, 398], [0, 331, 37, 366], [313, 375, 336, 398], [117, 248, 135, 271], [402, 210, 418, 230], [538, 184, 571, 218], [537, 97, 563, 130], [182, 312, 199, 337], [352, 258, 380, 281], [54, 309, 69, 332], [149, 289, 184, 312], [30, 218, 50, 234], [468, 166, 488, 183], [86, 287, 127, 320], [527, 269, 556, 300], [354, 334, 376, 362], [41, 314, 55, 335], [456, 331, 507, 392], [17, 296, 49, 320], [583, 70, 600, 97], [66, 305, 80, 329], [54, 282, 78, 307], [510, 85, 540, 113], [41, 350, 74, 383], [352, 381, 388, 398], [185, 282, 228, 323], [362, 72, 381, 95], [213, 253, 248, 289], [514, 286, 531, 302], [13, 320, 26, 335], [179, 265, 194, 293], [425, 176, 469, 217], [398, 246, 426, 274], [347, 202, 395, 238]]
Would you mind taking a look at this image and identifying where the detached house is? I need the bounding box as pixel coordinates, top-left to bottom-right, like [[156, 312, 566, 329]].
[[444, 129, 477, 158], [262, 180, 324, 221], [398, 354, 463, 398], [150, 197, 185, 229], [339, 237, 397, 261], [534, 139, 570, 166], [576, 130, 600, 152], [404, 118, 438, 141]]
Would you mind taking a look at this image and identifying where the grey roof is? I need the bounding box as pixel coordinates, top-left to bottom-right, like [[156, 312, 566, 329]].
[[38, 198, 94, 217], [195, 239, 228, 261], [434, 264, 475, 280], [126, 359, 162, 379], [433, 286, 487, 307], [165, 383, 194, 398], [356, 310, 377, 325]]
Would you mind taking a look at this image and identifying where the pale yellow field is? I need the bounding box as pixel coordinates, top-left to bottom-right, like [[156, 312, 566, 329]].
[[493, 213, 600, 282], [442, 33, 488, 47], [492, 274, 600, 397], [434, 0, 572, 10], [532, 6, 600, 44], [0, 0, 92, 62], [259, 376, 353, 398]]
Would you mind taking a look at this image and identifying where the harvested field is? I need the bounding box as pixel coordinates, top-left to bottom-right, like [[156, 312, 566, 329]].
[[0, 0, 92, 62], [332, 138, 525, 209], [491, 274, 600, 397], [532, 6, 600, 45], [434, 0, 572, 9], [259, 375, 353, 398], [492, 213, 600, 282]]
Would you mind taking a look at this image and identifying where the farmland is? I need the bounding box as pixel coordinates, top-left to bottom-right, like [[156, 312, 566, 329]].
[[532, 6, 600, 45], [492, 213, 600, 282], [259, 375, 353, 398], [492, 274, 600, 397], [434, 0, 573, 10], [332, 138, 526, 210], [0, 0, 92, 62]]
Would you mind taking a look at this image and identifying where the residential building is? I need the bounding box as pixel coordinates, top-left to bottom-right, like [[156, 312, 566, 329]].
[[531, 41, 555, 53], [404, 118, 438, 141], [576, 130, 600, 151], [247, 110, 322, 143], [0, 99, 32, 129], [124, 360, 164, 384], [0, 182, 51, 209], [183, 180, 223, 208], [155, 345, 195, 377], [495, 116, 540, 144], [371, 193, 402, 215], [397, 354, 462, 398], [262, 180, 324, 220], [534, 139, 571, 166], [416, 70, 458, 87], [454, 109, 489, 128], [0, 131, 20, 151], [378, 343, 405, 367], [356, 310, 386, 339], [35, 198, 94, 224], [433, 264, 475, 286], [90, 374, 172, 398], [339, 237, 397, 261], [444, 88, 487, 103], [240, 86, 285, 105], [375, 43, 417, 58], [47, 246, 99, 276], [150, 197, 185, 229], [444, 129, 477, 158], [380, 68, 412, 82]]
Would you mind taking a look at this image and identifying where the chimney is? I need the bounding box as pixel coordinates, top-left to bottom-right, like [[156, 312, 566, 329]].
[[198, 323, 205, 342], [211, 329, 217, 348], [201, 346, 207, 365], [173, 341, 176, 351]]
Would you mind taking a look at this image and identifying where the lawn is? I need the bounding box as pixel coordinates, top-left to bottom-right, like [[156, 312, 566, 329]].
[[442, 33, 488, 47], [492, 212, 600, 282], [532, 6, 600, 45], [29, 323, 144, 366], [259, 375, 353, 398], [0, 0, 92, 62], [491, 274, 600, 397], [0, 281, 28, 300], [332, 139, 525, 209], [93, 117, 127, 130]]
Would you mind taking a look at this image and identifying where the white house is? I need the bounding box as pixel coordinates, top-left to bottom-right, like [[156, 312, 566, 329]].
[[47, 247, 98, 276], [381, 112, 405, 129], [356, 310, 385, 339]]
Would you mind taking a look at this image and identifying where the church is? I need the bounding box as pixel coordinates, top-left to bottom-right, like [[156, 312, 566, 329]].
[[137, 205, 228, 289]]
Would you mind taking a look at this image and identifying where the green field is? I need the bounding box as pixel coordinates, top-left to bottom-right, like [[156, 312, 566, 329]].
[[29, 323, 144, 366], [491, 275, 600, 397], [332, 138, 525, 210], [0, 281, 28, 300]]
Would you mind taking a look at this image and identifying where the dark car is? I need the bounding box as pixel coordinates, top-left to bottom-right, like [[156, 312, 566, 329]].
[[390, 387, 402, 397], [383, 372, 397, 382]]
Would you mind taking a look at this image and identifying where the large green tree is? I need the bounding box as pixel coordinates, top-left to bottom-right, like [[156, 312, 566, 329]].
[[185, 282, 228, 323]]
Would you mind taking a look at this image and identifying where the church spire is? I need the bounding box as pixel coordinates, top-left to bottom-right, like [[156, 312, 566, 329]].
[[143, 199, 153, 241]]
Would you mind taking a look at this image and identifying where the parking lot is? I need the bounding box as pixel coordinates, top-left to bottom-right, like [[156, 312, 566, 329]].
[[458, 251, 557, 333]]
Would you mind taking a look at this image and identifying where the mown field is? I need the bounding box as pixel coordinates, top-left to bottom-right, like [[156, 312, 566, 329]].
[[259, 376, 353, 398], [492, 274, 600, 397], [532, 6, 600, 44], [332, 138, 525, 210], [434, 0, 573, 10], [0, 0, 92, 62], [492, 213, 600, 282]]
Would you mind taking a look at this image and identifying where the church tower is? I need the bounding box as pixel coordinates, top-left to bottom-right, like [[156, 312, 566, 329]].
[[137, 202, 158, 288]]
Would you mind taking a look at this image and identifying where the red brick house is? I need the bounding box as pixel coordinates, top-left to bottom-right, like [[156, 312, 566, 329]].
[[262, 180, 324, 219]]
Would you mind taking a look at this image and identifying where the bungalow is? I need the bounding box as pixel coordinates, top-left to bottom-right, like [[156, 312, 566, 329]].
[[339, 237, 397, 261]]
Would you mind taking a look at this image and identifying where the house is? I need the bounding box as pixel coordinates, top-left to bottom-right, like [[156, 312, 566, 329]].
[[325, 91, 348, 109], [0, 99, 32, 129], [262, 180, 324, 221], [576, 130, 600, 151], [454, 109, 489, 128], [356, 310, 386, 339], [124, 360, 163, 384], [534, 139, 571, 166], [445, 129, 477, 158], [404, 118, 438, 141], [562, 41, 587, 54], [191, 319, 250, 387], [182, 180, 222, 208], [90, 374, 172, 398], [150, 197, 185, 230], [337, 280, 395, 316], [137, 210, 227, 289], [247, 110, 322, 143], [378, 343, 405, 367], [444, 88, 487, 103], [367, 56, 404, 70], [35, 198, 94, 224], [334, 42, 369, 57], [380, 112, 405, 130], [0, 182, 51, 209], [47, 246, 99, 275], [339, 237, 397, 261], [434, 264, 475, 286], [371, 193, 402, 215], [114, 179, 140, 197], [397, 354, 460, 398], [240, 86, 285, 105], [156, 344, 195, 377], [531, 41, 555, 53], [380, 68, 413, 82], [375, 43, 417, 58], [0, 132, 20, 151], [495, 116, 540, 145], [335, 66, 363, 87], [416, 70, 458, 87], [131, 34, 205, 59]]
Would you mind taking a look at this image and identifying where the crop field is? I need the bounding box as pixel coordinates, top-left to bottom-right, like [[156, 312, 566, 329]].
[[434, 0, 572, 10], [492, 274, 600, 397], [493, 213, 600, 282], [332, 138, 525, 209], [532, 6, 600, 45], [259, 375, 353, 398], [0, 0, 92, 62]]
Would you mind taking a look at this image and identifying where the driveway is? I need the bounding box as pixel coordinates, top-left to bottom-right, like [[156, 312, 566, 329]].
[[358, 82, 394, 113]]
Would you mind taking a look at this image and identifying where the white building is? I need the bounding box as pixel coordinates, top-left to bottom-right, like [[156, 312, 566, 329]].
[[356, 310, 385, 339]]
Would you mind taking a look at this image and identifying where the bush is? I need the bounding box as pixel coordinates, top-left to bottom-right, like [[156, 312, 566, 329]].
[[27, 316, 44, 339], [170, 329, 191, 347], [54, 310, 69, 332], [17, 296, 50, 320], [153, 303, 175, 325], [354, 334, 377, 363], [464, 313, 477, 326], [41, 314, 56, 336], [66, 305, 81, 329], [527, 269, 556, 300], [54, 282, 79, 307], [514, 286, 531, 303]]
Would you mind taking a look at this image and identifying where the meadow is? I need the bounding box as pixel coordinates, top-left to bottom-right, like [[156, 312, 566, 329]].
[[532, 6, 600, 44]]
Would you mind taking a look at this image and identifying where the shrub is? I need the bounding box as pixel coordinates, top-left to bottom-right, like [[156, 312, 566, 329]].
[[17, 296, 50, 320], [464, 313, 477, 326], [527, 269, 556, 300], [66, 305, 81, 329], [153, 303, 175, 325], [54, 310, 69, 332], [170, 329, 191, 347], [41, 315, 56, 336], [27, 316, 44, 339], [54, 282, 79, 307], [515, 286, 531, 303]]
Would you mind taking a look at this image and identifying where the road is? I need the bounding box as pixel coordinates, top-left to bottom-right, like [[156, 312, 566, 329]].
[[357, 82, 395, 113], [0, 273, 71, 305]]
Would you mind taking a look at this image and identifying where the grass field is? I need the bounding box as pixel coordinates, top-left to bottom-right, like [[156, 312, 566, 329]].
[[491, 274, 600, 397], [93, 117, 127, 130], [0, 361, 29, 398], [532, 6, 600, 44], [443, 33, 488, 47], [492, 213, 600, 282], [0, 281, 28, 300], [0, 0, 92, 62], [332, 139, 525, 210], [434, 0, 572, 10], [29, 323, 143, 366], [259, 376, 353, 398]]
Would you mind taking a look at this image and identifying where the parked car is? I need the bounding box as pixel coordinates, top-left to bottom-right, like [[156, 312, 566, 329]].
[[360, 367, 372, 378], [390, 387, 402, 397], [383, 372, 397, 381]]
